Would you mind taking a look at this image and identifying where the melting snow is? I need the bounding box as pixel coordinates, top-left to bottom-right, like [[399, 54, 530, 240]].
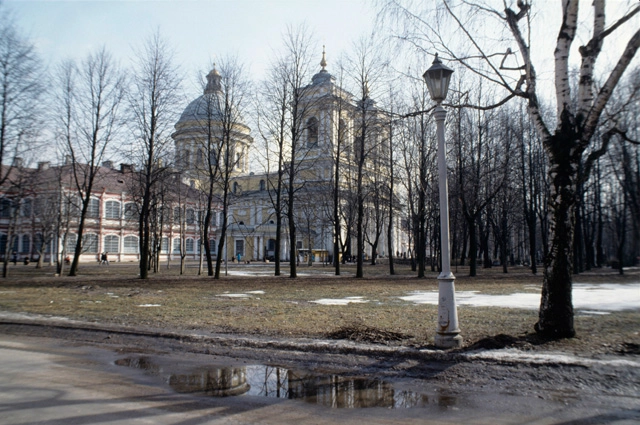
[[464, 348, 640, 367], [399, 283, 640, 312], [137, 304, 161, 307], [311, 296, 369, 305]]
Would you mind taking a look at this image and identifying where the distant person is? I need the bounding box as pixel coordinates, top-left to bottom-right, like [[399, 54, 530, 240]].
[[11, 253, 17, 265], [101, 252, 109, 265]]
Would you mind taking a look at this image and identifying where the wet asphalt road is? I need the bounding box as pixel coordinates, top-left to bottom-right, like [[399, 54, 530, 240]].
[[1, 328, 639, 424]]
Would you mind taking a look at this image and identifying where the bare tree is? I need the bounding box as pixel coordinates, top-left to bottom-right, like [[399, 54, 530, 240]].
[[0, 9, 44, 189], [255, 57, 290, 275], [203, 57, 251, 279], [282, 25, 318, 278], [347, 36, 388, 278], [382, 0, 640, 338], [55, 49, 125, 276], [127, 31, 182, 279]]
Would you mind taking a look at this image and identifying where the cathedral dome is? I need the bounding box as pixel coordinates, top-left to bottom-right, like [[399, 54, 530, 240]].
[[176, 66, 224, 125], [311, 46, 335, 86]]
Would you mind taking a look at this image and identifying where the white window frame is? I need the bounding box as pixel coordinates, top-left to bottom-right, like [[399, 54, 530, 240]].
[[103, 235, 120, 253], [104, 200, 121, 219], [123, 235, 139, 254]]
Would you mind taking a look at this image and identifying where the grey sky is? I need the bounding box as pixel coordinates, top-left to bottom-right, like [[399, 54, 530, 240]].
[[7, 0, 376, 95]]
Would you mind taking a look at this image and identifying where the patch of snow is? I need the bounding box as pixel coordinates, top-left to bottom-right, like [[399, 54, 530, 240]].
[[572, 283, 640, 311], [217, 293, 251, 298], [246, 290, 265, 294], [465, 348, 640, 368], [137, 304, 161, 307], [400, 283, 640, 312], [311, 296, 369, 305], [227, 271, 275, 277]]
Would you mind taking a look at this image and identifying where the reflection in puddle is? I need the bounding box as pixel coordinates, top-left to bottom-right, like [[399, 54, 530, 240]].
[[115, 356, 457, 409]]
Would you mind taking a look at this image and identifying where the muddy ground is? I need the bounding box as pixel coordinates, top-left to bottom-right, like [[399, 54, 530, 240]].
[[1, 315, 638, 423]]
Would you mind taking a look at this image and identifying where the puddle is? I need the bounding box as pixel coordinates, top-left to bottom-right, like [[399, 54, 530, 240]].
[[115, 356, 457, 408]]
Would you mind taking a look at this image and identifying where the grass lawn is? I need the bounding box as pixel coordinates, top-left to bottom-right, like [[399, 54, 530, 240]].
[[0, 261, 637, 355]]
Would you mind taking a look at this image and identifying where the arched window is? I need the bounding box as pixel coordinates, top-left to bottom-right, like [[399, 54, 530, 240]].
[[161, 206, 171, 223], [34, 233, 43, 253], [33, 198, 45, 217], [338, 118, 347, 142], [20, 234, 30, 254], [87, 198, 100, 218], [0, 198, 12, 218], [103, 235, 119, 253], [65, 234, 77, 253], [233, 182, 239, 194], [104, 200, 121, 219], [209, 238, 216, 252], [196, 149, 204, 166], [64, 197, 81, 217], [124, 203, 139, 220], [186, 238, 195, 253], [21, 199, 32, 217], [259, 180, 266, 191], [172, 238, 181, 254], [186, 208, 195, 225], [123, 235, 139, 254], [83, 234, 98, 253], [307, 117, 318, 147], [173, 206, 181, 224], [184, 149, 191, 167], [209, 149, 217, 166], [161, 237, 169, 253]]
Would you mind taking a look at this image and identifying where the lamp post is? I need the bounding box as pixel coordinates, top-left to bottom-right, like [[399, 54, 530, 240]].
[[423, 54, 462, 348]]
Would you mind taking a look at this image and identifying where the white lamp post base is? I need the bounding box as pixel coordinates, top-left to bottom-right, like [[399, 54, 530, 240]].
[[434, 333, 463, 349], [434, 275, 462, 348]]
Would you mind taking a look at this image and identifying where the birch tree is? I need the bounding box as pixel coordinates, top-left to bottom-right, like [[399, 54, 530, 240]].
[[382, 0, 640, 338]]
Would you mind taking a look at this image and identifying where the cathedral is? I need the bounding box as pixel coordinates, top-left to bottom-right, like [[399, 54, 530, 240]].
[[172, 50, 407, 264]]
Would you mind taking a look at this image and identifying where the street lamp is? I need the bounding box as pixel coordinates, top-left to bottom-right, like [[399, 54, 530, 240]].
[[423, 54, 462, 349]]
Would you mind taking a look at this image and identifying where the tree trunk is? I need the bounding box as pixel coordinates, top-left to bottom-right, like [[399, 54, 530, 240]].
[[467, 215, 477, 276], [528, 216, 537, 274], [535, 132, 576, 338]]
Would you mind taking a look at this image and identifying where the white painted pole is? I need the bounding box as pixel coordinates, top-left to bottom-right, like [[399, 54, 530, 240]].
[[433, 104, 462, 349]]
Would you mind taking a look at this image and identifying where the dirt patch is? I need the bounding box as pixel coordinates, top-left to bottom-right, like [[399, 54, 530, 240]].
[[327, 324, 410, 345]]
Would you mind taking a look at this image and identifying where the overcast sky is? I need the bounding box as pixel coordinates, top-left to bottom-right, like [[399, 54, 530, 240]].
[[5, 1, 639, 114], [6, 0, 376, 95]]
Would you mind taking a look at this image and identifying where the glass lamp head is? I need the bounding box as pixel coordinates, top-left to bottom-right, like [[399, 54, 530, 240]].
[[423, 54, 454, 103]]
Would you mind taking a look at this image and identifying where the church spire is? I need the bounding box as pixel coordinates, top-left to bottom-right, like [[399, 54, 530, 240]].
[[320, 45, 327, 70]]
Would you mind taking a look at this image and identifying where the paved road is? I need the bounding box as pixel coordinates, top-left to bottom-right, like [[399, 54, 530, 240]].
[[1, 332, 639, 424]]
